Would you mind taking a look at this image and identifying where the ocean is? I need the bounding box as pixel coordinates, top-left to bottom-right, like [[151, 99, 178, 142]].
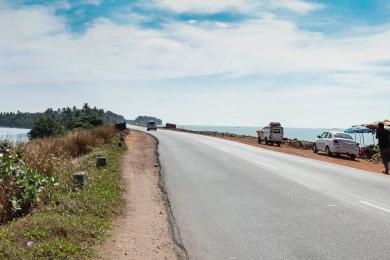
[[179, 125, 376, 146], [0, 127, 30, 143]]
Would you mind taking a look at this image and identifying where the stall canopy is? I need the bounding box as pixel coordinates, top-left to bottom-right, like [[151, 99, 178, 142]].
[[344, 125, 373, 147], [364, 119, 390, 130], [345, 125, 371, 134]]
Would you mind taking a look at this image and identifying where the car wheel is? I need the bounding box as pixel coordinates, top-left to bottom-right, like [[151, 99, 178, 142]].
[[325, 146, 332, 156], [277, 142, 281, 147], [350, 155, 356, 160], [312, 144, 318, 153]]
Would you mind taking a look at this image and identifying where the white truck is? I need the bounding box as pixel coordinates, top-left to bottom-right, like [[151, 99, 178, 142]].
[[256, 122, 284, 147]]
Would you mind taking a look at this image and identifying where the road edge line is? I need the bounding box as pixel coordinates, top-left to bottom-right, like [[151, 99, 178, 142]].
[[147, 131, 189, 260], [360, 200, 390, 214]]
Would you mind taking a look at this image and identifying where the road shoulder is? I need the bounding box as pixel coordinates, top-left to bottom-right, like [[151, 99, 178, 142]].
[[97, 130, 180, 259]]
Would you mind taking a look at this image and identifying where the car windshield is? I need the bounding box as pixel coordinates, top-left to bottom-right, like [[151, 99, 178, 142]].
[[334, 133, 353, 140]]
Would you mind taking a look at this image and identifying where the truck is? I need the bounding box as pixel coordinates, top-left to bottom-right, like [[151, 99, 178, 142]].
[[256, 122, 284, 147]]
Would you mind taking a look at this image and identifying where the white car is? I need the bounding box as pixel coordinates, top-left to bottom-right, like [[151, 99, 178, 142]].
[[313, 131, 359, 160]]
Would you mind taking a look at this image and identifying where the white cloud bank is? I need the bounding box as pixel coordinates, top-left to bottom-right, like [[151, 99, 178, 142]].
[[1, 2, 390, 127], [271, 0, 324, 14], [155, 0, 261, 13], [154, 0, 323, 14]]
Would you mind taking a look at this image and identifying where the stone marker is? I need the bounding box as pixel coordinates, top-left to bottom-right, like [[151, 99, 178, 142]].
[[73, 171, 87, 189], [96, 157, 107, 167]]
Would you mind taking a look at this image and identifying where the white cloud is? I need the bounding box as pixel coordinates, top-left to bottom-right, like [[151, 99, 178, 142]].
[[1, 3, 390, 126], [153, 0, 323, 15], [1, 4, 390, 85], [271, 0, 324, 14], [153, 0, 262, 13]]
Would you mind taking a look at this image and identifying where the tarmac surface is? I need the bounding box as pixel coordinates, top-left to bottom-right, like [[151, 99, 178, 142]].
[[133, 126, 390, 260]]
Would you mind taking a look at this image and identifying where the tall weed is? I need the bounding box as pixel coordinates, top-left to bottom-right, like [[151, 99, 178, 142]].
[[0, 126, 118, 223]]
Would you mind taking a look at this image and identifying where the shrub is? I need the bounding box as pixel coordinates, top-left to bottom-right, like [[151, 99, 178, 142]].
[[0, 125, 118, 223], [0, 141, 57, 223], [28, 117, 64, 140], [22, 126, 117, 176]]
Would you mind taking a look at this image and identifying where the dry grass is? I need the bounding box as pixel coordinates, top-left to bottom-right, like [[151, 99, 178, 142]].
[[21, 125, 117, 177], [0, 126, 119, 223], [0, 140, 125, 259]]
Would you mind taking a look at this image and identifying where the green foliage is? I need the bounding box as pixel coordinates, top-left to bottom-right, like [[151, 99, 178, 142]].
[[0, 141, 57, 222], [130, 115, 162, 125], [361, 144, 380, 159], [28, 117, 64, 140], [0, 141, 124, 259], [0, 103, 126, 129]]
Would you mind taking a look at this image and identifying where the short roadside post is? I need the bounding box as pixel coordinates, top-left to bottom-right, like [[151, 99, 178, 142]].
[[73, 171, 87, 190], [96, 157, 107, 167]]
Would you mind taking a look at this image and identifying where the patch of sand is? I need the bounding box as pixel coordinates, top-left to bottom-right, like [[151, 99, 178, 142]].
[[220, 136, 384, 174], [97, 131, 178, 260], [164, 129, 384, 174]]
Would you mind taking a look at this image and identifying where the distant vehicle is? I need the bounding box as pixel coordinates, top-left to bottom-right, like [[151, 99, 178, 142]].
[[313, 131, 359, 160], [146, 121, 157, 131], [256, 122, 284, 147]]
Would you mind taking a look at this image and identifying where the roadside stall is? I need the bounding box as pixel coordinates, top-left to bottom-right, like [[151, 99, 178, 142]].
[[344, 125, 373, 147], [346, 120, 389, 160]]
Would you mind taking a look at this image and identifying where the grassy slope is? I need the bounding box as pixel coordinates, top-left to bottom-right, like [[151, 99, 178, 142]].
[[0, 140, 125, 259]]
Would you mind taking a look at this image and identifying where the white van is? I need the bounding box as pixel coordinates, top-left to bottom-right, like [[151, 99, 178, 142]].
[[256, 122, 284, 147], [146, 121, 157, 131]]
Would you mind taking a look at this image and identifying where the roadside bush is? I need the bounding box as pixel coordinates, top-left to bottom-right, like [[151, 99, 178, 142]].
[[28, 116, 64, 140], [0, 125, 118, 223], [0, 140, 124, 259], [360, 144, 380, 160], [22, 125, 117, 176], [0, 141, 57, 223]]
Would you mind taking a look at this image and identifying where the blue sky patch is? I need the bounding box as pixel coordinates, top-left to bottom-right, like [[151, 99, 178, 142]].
[[10, 0, 390, 34]]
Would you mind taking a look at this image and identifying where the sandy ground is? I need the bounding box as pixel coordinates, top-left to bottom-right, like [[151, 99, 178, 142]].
[[218, 135, 385, 174], [97, 131, 178, 260], [164, 129, 385, 174]]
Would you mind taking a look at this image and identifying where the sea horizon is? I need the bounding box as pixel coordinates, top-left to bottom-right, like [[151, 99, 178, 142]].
[[178, 124, 376, 145]]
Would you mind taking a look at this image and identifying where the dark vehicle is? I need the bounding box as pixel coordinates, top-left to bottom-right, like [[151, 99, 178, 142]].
[[146, 121, 157, 131]]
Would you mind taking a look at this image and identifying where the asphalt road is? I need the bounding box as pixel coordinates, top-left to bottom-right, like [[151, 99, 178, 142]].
[[131, 126, 390, 260]]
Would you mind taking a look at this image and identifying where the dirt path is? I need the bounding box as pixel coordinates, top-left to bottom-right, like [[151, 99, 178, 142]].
[[97, 130, 178, 259]]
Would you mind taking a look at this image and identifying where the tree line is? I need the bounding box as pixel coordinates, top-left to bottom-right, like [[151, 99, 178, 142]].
[[128, 116, 162, 126], [0, 104, 126, 139]]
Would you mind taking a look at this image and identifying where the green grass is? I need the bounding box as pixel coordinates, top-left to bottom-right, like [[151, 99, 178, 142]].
[[0, 140, 125, 259]]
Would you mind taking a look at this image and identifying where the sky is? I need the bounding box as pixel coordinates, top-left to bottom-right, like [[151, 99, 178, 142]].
[[1, 0, 390, 128]]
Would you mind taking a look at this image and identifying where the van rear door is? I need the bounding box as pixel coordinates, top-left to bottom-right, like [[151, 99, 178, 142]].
[[271, 127, 283, 141]]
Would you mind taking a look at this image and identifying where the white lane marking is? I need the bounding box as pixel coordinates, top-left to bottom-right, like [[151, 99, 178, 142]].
[[217, 147, 231, 153], [327, 204, 337, 207], [256, 160, 278, 170], [360, 200, 390, 214]]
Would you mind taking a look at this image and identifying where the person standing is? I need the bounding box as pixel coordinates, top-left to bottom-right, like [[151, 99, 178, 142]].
[[376, 122, 390, 174]]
